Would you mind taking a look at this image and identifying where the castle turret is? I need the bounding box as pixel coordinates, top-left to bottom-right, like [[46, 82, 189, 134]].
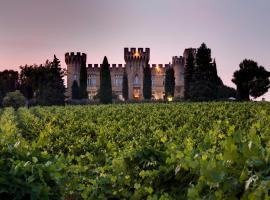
[[124, 48, 150, 100], [65, 52, 87, 98], [172, 56, 184, 98]]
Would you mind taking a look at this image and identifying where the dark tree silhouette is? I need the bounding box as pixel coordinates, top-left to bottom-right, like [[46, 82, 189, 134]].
[[232, 59, 270, 100], [48, 55, 66, 105], [165, 67, 175, 98], [189, 43, 222, 101], [19, 56, 65, 106], [79, 60, 88, 99], [184, 50, 195, 99], [72, 80, 80, 99], [99, 56, 112, 104], [122, 70, 129, 101], [20, 65, 36, 100], [0, 70, 19, 104], [143, 64, 152, 99]]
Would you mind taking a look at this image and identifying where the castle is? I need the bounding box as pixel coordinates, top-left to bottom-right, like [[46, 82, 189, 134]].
[[65, 48, 196, 100]]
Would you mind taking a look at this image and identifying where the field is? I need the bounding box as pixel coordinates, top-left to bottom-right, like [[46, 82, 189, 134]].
[[0, 102, 270, 200]]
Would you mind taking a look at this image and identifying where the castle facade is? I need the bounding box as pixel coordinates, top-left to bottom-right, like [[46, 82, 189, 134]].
[[65, 48, 196, 100]]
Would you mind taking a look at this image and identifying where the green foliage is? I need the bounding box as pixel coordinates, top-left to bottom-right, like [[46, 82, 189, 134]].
[[143, 64, 152, 99], [122, 70, 129, 101], [1, 102, 270, 199], [0, 108, 66, 200], [232, 59, 270, 100], [99, 56, 112, 104], [2, 90, 25, 109], [165, 68, 175, 98]]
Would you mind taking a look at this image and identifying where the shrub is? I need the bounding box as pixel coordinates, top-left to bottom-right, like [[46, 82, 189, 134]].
[[2, 90, 25, 109]]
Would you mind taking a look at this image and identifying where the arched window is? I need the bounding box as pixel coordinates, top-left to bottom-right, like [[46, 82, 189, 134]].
[[87, 74, 96, 86], [133, 74, 139, 85]]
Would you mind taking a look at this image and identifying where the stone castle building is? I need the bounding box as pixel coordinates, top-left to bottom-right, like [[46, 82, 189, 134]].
[[65, 47, 196, 100]]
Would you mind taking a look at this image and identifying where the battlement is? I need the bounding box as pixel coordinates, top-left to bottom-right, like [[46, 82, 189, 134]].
[[124, 47, 150, 62], [87, 64, 125, 70], [183, 48, 197, 59], [87, 64, 125, 68], [65, 52, 87, 64], [172, 56, 184, 65]]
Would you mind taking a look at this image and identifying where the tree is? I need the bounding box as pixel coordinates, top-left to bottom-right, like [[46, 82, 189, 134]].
[[143, 64, 152, 99], [19, 65, 36, 100], [0, 70, 19, 104], [72, 80, 80, 99], [2, 90, 25, 110], [232, 59, 270, 100], [47, 55, 66, 105], [19, 56, 66, 106], [79, 61, 88, 99], [122, 70, 129, 101], [99, 56, 112, 104], [184, 50, 195, 99], [189, 43, 222, 101], [164, 67, 175, 99]]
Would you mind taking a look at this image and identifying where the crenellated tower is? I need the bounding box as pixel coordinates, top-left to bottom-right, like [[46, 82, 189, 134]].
[[124, 48, 150, 100], [65, 52, 87, 98]]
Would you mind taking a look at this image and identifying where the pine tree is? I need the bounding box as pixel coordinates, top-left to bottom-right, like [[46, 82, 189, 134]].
[[50, 55, 65, 105], [190, 43, 218, 100], [72, 80, 80, 99], [99, 56, 112, 104], [165, 67, 175, 98], [143, 64, 152, 99], [79, 61, 88, 99], [122, 70, 129, 101], [184, 50, 195, 99]]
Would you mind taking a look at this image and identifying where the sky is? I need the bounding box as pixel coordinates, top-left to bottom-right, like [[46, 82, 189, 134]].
[[0, 0, 269, 100]]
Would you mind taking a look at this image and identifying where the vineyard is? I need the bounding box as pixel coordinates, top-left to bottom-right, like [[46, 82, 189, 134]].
[[0, 102, 270, 199]]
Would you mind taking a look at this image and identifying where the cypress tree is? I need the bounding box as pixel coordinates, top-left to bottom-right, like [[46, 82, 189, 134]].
[[72, 80, 80, 99], [50, 55, 65, 105], [79, 61, 88, 99], [122, 70, 129, 101], [143, 64, 152, 99], [165, 67, 175, 98], [99, 56, 112, 104], [184, 50, 195, 99]]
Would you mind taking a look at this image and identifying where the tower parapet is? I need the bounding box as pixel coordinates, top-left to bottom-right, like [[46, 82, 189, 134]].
[[124, 47, 150, 63], [183, 48, 197, 62], [65, 52, 87, 98], [172, 56, 184, 65], [65, 52, 87, 65]]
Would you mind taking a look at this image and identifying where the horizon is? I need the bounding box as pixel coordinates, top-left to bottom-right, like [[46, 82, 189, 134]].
[[0, 0, 269, 100]]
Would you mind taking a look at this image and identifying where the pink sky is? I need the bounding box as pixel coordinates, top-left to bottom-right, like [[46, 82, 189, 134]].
[[0, 0, 269, 100]]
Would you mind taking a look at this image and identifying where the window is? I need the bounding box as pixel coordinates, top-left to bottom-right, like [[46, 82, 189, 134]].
[[180, 72, 184, 81], [151, 76, 155, 86], [114, 75, 123, 87], [133, 74, 140, 85], [87, 74, 96, 86]]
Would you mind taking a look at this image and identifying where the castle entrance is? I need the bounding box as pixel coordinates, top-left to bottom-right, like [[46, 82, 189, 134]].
[[133, 88, 141, 100]]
